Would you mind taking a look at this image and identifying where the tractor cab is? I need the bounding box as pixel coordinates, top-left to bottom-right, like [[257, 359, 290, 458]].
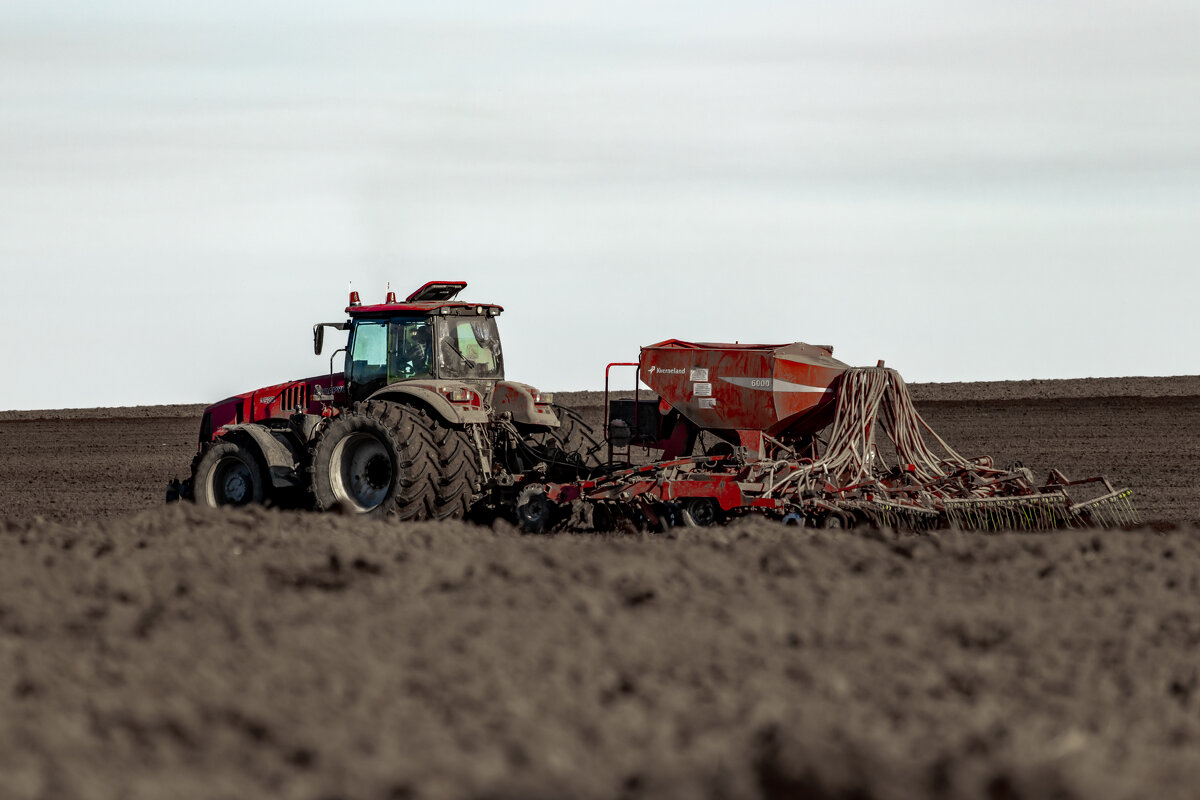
[[315, 281, 508, 405], [341, 312, 504, 402]]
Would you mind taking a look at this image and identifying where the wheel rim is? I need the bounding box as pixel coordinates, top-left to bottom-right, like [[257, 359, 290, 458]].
[[211, 457, 253, 506], [330, 433, 393, 512], [682, 498, 717, 527], [517, 486, 552, 531], [520, 500, 548, 527]]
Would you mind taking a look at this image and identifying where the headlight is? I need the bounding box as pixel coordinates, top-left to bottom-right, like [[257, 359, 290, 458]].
[[440, 387, 475, 403]]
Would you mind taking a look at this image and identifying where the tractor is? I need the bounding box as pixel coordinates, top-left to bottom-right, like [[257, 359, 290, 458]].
[[171, 281, 600, 520]]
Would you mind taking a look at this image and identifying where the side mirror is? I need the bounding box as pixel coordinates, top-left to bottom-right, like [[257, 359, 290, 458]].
[[313, 325, 324, 355]]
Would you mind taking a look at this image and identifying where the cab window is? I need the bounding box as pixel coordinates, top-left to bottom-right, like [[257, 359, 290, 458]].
[[348, 321, 387, 387], [437, 317, 503, 379], [455, 321, 496, 371], [389, 319, 434, 381]]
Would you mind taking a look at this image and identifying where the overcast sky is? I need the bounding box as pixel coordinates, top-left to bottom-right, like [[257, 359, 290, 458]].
[[2, 1, 1197, 410]]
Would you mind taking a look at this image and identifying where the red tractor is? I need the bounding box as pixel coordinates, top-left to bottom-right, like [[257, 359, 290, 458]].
[[172, 281, 600, 520]]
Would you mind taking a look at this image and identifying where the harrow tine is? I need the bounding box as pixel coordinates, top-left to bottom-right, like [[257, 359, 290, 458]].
[[1070, 488, 1139, 528], [1117, 492, 1138, 526], [941, 493, 1075, 532]]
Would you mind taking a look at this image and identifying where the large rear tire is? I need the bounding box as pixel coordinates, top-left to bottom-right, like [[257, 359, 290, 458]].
[[309, 401, 437, 519], [192, 440, 266, 508], [426, 416, 481, 520]]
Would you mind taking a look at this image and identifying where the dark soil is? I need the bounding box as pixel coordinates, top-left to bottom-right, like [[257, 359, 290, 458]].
[[1, 377, 1198, 799]]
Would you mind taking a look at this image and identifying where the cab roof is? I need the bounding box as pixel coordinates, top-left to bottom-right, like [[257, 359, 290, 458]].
[[348, 301, 504, 316], [345, 280, 503, 316]]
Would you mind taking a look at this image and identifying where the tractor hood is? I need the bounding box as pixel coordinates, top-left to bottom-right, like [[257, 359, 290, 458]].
[[199, 372, 346, 442]]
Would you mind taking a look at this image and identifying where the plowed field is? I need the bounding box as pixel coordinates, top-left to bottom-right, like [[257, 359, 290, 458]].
[[2, 378, 1198, 799]]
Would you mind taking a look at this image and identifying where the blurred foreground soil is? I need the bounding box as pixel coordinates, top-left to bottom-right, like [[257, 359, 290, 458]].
[[1, 376, 1198, 799]]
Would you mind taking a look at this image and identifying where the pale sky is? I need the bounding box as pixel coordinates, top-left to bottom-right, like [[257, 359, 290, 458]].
[[2, 1, 1197, 410]]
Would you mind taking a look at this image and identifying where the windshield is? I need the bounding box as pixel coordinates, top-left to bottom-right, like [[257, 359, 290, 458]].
[[436, 317, 504, 380], [346, 315, 502, 394]]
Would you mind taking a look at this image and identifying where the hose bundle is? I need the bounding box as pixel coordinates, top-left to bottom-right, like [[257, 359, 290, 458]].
[[820, 367, 971, 485], [770, 367, 1137, 529]]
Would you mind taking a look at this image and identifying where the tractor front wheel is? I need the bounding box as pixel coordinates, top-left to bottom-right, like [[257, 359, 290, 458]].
[[192, 440, 266, 508], [309, 401, 437, 519]]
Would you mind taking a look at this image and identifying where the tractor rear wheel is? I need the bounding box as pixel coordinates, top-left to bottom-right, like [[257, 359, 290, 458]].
[[309, 401, 437, 519], [192, 440, 266, 508], [425, 417, 480, 520]]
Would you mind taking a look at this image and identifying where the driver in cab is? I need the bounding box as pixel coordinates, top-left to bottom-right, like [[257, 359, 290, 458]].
[[393, 322, 433, 380]]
